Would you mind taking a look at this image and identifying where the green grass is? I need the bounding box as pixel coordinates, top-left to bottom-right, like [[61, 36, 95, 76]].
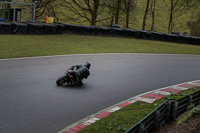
[[79, 101, 156, 133], [1, 34, 200, 59], [78, 87, 200, 133]]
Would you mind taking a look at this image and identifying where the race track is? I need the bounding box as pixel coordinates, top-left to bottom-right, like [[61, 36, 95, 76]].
[[0, 53, 200, 133]]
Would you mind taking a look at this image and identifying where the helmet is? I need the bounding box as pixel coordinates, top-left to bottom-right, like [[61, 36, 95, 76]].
[[84, 62, 91, 69]]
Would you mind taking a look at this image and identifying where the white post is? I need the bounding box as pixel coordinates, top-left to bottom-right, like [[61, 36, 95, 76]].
[[33, 1, 37, 22], [13, 0, 17, 21]]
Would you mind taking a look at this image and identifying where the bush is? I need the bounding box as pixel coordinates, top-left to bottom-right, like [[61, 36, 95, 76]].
[[187, 104, 195, 111], [191, 107, 200, 116]]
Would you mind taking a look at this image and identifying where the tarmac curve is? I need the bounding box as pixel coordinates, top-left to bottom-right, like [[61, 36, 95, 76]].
[[0, 53, 200, 133]]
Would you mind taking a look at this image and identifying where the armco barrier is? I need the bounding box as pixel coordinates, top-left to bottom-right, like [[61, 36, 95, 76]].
[[27, 23, 59, 35], [27, 23, 45, 35], [95, 26, 111, 36], [0, 22, 200, 45], [0, 22, 12, 34], [125, 90, 200, 133], [12, 23, 28, 34], [191, 36, 200, 45]]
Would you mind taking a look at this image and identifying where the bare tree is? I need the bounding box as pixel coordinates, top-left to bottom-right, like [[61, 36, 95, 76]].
[[163, 0, 200, 33], [150, 0, 156, 31], [60, 0, 105, 25], [122, 0, 137, 28], [187, 13, 200, 36], [103, 0, 123, 25], [142, 0, 158, 31], [102, 0, 115, 25], [115, 0, 121, 24], [24, 0, 60, 22], [142, 0, 150, 30]]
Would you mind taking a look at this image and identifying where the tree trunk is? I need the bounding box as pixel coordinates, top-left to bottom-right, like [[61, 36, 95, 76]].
[[125, 0, 131, 28], [115, 0, 121, 24], [110, 12, 115, 26], [168, 0, 173, 33], [91, 0, 99, 25], [126, 10, 130, 28], [151, 0, 156, 31], [142, 0, 151, 30]]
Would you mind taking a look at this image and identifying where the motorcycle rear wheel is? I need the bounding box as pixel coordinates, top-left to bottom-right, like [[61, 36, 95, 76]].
[[56, 75, 68, 86]]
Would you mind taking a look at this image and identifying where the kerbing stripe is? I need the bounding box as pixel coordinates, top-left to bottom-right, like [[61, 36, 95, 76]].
[[58, 80, 200, 133]]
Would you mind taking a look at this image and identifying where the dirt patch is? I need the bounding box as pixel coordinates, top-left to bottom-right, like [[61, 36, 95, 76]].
[[151, 106, 200, 133]]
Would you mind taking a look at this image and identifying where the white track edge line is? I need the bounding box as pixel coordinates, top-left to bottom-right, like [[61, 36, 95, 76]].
[[57, 80, 200, 133]]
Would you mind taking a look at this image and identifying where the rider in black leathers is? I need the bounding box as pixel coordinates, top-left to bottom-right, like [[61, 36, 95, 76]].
[[68, 62, 91, 81]]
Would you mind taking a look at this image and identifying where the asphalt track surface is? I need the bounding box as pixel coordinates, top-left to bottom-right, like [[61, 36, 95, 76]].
[[0, 53, 200, 133]]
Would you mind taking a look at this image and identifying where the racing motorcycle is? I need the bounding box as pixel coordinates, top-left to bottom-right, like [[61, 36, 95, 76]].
[[56, 69, 83, 86]]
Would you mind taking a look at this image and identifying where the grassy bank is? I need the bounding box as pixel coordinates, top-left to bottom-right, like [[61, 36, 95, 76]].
[[78, 87, 200, 133], [1, 34, 200, 59]]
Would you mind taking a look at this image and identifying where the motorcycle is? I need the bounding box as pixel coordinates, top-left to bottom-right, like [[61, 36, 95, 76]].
[[56, 69, 83, 86]]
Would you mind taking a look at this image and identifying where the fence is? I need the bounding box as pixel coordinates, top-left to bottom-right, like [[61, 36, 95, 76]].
[[0, 22, 200, 45], [0, 0, 37, 22], [125, 90, 200, 133]]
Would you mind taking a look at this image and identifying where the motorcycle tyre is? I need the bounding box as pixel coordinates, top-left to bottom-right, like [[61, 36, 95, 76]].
[[56, 75, 68, 86]]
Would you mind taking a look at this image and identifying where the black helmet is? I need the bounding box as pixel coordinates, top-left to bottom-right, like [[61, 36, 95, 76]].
[[84, 62, 91, 69]]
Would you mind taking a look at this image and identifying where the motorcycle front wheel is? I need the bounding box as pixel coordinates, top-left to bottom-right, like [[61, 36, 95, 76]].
[[56, 75, 68, 86]]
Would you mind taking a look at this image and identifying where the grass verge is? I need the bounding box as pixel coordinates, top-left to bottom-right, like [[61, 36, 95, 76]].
[[78, 87, 200, 133], [1, 34, 200, 59]]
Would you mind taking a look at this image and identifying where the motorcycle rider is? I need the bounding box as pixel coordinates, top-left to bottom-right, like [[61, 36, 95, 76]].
[[68, 62, 91, 83]]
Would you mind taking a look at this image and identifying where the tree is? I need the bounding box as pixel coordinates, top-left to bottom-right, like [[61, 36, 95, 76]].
[[105, 0, 116, 25], [60, 0, 105, 25], [142, 0, 151, 30], [103, 0, 122, 25], [122, 0, 137, 28], [142, 0, 157, 31], [150, 0, 156, 31], [187, 6, 200, 36], [115, 0, 121, 24], [163, 0, 200, 33], [187, 14, 200, 36], [24, 0, 60, 22]]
